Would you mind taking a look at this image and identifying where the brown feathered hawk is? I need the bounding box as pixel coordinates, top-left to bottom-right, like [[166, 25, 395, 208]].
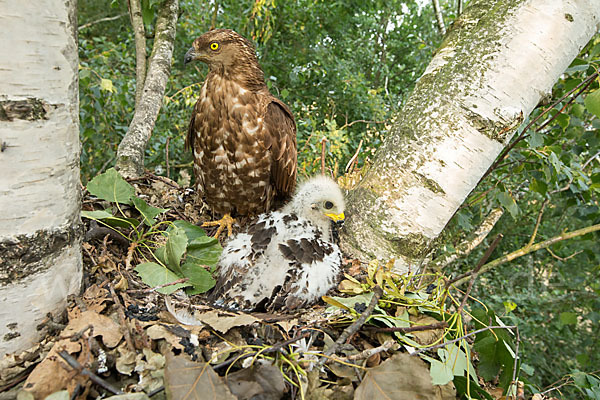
[[184, 29, 297, 237]]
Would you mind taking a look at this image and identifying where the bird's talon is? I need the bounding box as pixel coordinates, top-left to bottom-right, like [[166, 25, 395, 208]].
[[202, 213, 235, 238]]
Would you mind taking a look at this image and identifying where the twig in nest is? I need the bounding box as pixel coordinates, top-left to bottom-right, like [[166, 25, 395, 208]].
[[411, 324, 516, 356], [329, 339, 396, 364], [108, 284, 136, 352], [57, 350, 124, 395], [84, 221, 130, 247], [128, 277, 190, 293], [144, 171, 180, 189], [318, 285, 383, 367], [213, 331, 311, 370], [363, 321, 448, 333]]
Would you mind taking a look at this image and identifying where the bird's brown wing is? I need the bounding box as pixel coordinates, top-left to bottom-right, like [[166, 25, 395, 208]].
[[185, 102, 199, 151], [262, 98, 297, 197]]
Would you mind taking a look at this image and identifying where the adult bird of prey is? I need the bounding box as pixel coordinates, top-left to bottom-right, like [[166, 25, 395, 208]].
[[208, 176, 345, 312], [184, 29, 297, 238]]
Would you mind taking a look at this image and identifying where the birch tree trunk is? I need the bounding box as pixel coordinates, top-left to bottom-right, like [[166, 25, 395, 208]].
[[115, 0, 178, 178], [0, 0, 81, 356], [340, 0, 600, 274]]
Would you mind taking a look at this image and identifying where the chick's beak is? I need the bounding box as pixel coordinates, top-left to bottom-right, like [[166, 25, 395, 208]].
[[184, 47, 197, 65], [325, 212, 345, 222]]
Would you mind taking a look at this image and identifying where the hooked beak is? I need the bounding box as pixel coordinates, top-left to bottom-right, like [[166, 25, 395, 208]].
[[325, 212, 345, 222], [184, 47, 197, 65]]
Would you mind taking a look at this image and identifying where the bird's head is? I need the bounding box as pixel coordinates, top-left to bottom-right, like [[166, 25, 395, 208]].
[[184, 29, 258, 71], [284, 176, 345, 232]]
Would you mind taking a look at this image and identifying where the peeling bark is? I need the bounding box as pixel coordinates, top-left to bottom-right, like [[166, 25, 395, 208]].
[[115, 0, 179, 178], [340, 0, 600, 274], [0, 0, 81, 356]]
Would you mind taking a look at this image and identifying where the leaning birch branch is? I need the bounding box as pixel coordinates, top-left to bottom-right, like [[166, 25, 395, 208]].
[[116, 0, 179, 178], [431, 207, 504, 271], [128, 0, 147, 108]]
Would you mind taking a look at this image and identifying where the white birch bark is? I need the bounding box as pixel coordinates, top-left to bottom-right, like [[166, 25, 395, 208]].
[[115, 0, 178, 178], [341, 0, 600, 274], [0, 0, 81, 357]]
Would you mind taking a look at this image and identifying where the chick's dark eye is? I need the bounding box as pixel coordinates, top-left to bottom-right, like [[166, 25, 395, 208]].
[[324, 201, 334, 210]]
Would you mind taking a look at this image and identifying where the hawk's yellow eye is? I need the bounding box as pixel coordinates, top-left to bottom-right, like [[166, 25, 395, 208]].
[[210, 42, 219, 51]]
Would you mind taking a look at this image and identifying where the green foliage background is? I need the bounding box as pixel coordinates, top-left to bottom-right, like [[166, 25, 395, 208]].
[[78, 0, 600, 397]]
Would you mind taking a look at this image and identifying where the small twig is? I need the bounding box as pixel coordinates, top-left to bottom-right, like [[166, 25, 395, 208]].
[[457, 234, 504, 314], [213, 331, 311, 370], [84, 221, 129, 247], [58, 350, 124, 395], [453, 223, 600, 286], [82, 245, 98, 267], [144, 171, 180, 189], [78, 13, 127, 30], [328, 339, 396, 365], [363, 321, 448, 333], [165, 136, 171, 179], [411, 324, 516, 356], [546, 247, 582, 261], [319, 286, 383, 366], [340, 119, 386, 129], [526, 199, 549, 248], [345, 140, 363, 173], [108, 284, 135, 352], [131, 277, 190, 293], [320, 137, 328, 175], [507, 327, 521, 399], [446, 234, 503, 290]]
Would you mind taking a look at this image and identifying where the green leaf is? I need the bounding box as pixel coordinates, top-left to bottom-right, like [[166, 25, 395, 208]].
[[100, 78, 114, 93], [496, 191, 520, 218], [132, 197, 168, 226], [584, 88, 600, 118], [559, 311, 578, 326], [527, 130, 544, 148], [503, 300, 517, 313], [86, 168, 135, 205], [141, 0, 155, 26], [165, 226, 188, 275], [187, 236, 222, 268], [529, 178, 548, 195], [181, 262, 216, 294], [456, 210, 473, 230], [453, 377, 494, 400], [81, 209, 113, 220], [134, 262, 191, 294], [172, 220, 209, 241]]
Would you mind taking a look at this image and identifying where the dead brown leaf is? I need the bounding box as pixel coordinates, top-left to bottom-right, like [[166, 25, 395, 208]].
[[21, 340, 86, 399], [62, 310, 123, 348], [225, 362, 285, 400], [81, 284, 111, 313], [354, 353, 456, 400], [163, 348, 236, 400], [195, 310, 259, 334], [409, 315, 445, 346]]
